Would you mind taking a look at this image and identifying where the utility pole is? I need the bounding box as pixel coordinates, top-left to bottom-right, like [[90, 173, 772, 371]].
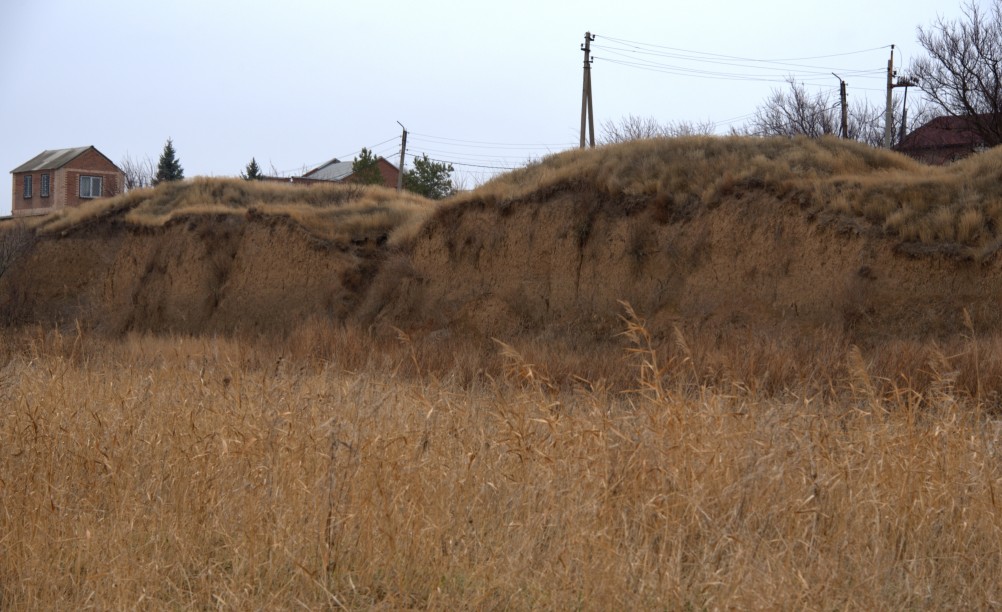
[[884, 45, 895, 148], [833, 73, 848, 139], [396, 121, 407, 191], [580, 31, 596, 148]]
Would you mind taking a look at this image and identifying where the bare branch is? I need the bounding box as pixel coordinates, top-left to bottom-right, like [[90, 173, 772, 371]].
[[911, 0, 1002, 145], [599, 114, 715, 144]]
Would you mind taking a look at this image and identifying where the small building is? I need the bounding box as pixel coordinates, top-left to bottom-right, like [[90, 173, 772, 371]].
[[10, 146, 124, 217], [301, 156, 401, 188], [897, 115, 997, 165]]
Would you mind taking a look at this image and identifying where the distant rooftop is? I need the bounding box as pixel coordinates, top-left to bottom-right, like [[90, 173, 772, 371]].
[[303, 158, 354, 181]]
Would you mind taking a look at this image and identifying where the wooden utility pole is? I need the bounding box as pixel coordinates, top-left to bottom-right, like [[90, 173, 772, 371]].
[[396, 121, 407, 191], [884, 45, 895, 148], [580, 31, 596, 148], [833, 73, 848, 139]]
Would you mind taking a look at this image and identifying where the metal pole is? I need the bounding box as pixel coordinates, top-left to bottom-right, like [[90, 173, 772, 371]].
[[396, 121, 407, 191], [898, 85, 910, 145], [833, 73, 848, 139]]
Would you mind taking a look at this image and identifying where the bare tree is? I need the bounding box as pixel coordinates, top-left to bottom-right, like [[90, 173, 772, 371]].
[[850, 96, 936, 148], [0, 221, 36, 281], [120, 153, 156, 191], [750, 78, 839, 138], [600, 114, 716, 144], [749, 78, 928, 148], [911, 0, 1002, 146]]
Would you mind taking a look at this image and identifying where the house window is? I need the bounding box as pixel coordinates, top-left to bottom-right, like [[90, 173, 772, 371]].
[[80, 176, 103, 198], [23, 176, 32, 199], [41, 174, 50, 198]]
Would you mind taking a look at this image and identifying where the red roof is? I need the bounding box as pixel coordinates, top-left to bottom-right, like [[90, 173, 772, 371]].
[[898, 115, 990, 151]]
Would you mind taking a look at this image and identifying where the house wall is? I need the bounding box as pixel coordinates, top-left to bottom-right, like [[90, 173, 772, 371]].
[[11, 172, 54, 217], [61, 148, 123, 208], [376, 158, 400, 189], [900, 144, 977, 165]]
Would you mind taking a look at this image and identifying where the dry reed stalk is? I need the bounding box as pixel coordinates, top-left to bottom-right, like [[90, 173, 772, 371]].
[[2, 324, 1002, 609]]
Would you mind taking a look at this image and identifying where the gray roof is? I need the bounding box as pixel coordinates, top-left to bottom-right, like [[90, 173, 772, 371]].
[[303, 158, 354, 181], [11, 146, 93, 173]]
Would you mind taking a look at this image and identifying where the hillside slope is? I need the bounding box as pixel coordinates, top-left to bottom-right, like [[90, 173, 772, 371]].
[[4, 137, 1002, 343], [362, 136, 1002, 343], [0, 179, 432, 334]]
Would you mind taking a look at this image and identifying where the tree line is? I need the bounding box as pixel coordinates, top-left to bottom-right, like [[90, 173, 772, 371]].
[[121, 141, 455, 200]]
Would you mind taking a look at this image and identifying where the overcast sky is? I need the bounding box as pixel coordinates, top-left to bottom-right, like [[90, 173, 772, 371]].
[[1, 0, 968, 215]]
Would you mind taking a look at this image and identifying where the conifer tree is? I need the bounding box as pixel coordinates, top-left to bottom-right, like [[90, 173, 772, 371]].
[[153, 138, 184, 186], [242, 157, 263, 180], [404, 154, 455, 199]]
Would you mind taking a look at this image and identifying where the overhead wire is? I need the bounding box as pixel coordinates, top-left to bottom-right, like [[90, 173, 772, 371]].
[[597, 34, 890, 64], [590, 32, 905, 135]]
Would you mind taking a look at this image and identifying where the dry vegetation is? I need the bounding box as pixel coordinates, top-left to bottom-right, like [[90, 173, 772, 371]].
[[28, 178, 437, 247], [456, 135, 1002, 258], [2, 312, 1002, 609], [6, 138, 1002, 608]]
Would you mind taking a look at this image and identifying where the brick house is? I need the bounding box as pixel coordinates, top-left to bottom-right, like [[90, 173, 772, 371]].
[[897, 115, 998, 164], [301, 156, 401, 188], [10, 146, 124, 217]]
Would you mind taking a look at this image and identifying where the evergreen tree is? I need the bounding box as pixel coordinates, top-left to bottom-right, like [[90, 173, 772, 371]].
[[404, 154, 455, 200], [351, 148, 383, 185], [153, 138, 184, 186], [242, 157, 263, 180]]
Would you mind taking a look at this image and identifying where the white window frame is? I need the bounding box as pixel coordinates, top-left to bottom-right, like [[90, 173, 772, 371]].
[[41, 173, 50, 198], [23, 175, 32, 199], [80, 175, 103, 199]]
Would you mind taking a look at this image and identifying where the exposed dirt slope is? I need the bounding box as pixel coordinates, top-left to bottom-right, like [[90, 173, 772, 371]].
[[4, 137, 1002, 343], [367, 136, 1002, 343], [2, 214, 387, 334], [376, 187, 1002, 344]]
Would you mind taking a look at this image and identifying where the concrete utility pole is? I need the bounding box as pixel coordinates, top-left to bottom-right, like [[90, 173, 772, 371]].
[[884, 45, 896, 148], [396, 121, 407, 191], [580, 31, 596, 148], [833, 73, 848, 139]]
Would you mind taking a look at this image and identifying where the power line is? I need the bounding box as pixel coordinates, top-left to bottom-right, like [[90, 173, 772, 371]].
[[405, 143, 562, 162], [409, 131, 575, 148], [597, 34, 889, 64], [593, 43, 882, 77], [406, 152, 523, 171], [593, 47, 885, 85]]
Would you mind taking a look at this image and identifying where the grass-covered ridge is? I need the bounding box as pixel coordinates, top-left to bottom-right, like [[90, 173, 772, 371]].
[[29, 178, 439, 246], [455, 135, 1002, 257]]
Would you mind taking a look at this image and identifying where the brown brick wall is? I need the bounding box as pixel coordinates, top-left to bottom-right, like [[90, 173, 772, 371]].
[[11, 172, 54, 216], [377, 158, 401, 189]]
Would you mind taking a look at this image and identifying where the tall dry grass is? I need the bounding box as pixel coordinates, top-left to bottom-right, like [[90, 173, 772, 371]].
[[2, 316, 1002, 609]]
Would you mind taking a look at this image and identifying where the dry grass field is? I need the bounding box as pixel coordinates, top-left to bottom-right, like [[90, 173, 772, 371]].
[[2, 314, 1002, 610], [5, 137, 1002, 608]]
